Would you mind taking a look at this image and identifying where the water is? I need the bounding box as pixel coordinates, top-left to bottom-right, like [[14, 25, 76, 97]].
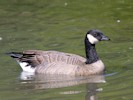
[[0, 0, 133, 100]]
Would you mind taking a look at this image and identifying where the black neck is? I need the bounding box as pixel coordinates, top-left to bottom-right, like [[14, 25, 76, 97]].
[[84, 36, 99, 64]]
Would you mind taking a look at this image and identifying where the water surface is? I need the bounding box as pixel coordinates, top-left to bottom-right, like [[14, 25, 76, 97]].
[[0, 0, 133, 100]]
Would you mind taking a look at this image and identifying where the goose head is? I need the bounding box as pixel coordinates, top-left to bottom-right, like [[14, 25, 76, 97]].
[[86, 29, 110, 44], [85, 29, 110, 64]]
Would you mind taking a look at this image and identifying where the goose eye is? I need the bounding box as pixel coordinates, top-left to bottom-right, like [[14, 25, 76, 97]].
[[93, 33, 98, 37]]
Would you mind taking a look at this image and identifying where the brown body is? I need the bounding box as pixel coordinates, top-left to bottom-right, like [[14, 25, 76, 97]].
[[22, 50, 105, 75]]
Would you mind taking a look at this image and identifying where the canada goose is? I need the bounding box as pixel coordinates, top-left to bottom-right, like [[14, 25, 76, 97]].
[[7, 29, 110, 76]]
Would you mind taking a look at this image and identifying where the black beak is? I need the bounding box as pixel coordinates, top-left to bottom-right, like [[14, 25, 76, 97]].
[[101, 35, 110, 41]]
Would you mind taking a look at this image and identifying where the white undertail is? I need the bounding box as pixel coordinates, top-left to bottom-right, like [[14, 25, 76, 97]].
[[17, 61, 36, 73]]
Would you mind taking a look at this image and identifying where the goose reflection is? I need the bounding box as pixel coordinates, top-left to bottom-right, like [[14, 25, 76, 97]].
[[19, 71, 106, 100], [85, 83, 102, 100]]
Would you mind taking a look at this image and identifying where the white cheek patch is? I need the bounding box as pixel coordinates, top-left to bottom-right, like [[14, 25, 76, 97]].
[[87, 34, 99, 44], [17, 61, 36, 73]]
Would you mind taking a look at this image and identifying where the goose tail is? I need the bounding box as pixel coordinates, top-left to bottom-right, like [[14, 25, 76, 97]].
[[6, 52, 23, 58], [6, 52, 36, 73]]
